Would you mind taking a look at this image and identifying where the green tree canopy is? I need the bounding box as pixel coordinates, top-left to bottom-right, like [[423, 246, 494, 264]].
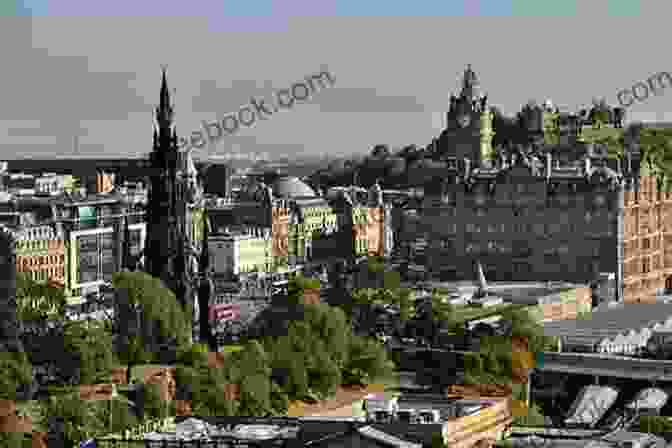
[[45, 393, 107, 448], [342, 334, 393, 386], [286, 274, 321, 305], [60, 319, 116, 386], [16, 273, 66, 322], [0, 350, 32, 400], [139, 382, 174, 421], [112, 271, 191, 364]]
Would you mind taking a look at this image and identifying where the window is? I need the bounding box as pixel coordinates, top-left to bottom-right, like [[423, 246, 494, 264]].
[[533, 223, 544, 235], [475, 207, 486, 217], [513, 262, 530, 273], [466, 223, 477, 233], [594, 195, 605, 206]]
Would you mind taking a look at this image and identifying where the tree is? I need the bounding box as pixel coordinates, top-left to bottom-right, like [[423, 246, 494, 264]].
[[594, 133, 626, 160], [639, 127, 672, 190], [286, 274, 321, 306], [590, 98, 611, 129], [0, 350, 32, 400], [342, 335, 393, 386], [45, 393, 106, 448], [176, 342, 210, 368], [102, 399, 140, 435], [302, 304, 349, 369], [16, 273, 67, 322], [138, 382, 173, 421], [0, 431, 33, 448], [112, 271, 191, 365], [234, 340, 273, 415], [512, 401, 546, 426], [371, 144, 390, 159], [0, 229, 25, 355], [59, 320, 116, 386]]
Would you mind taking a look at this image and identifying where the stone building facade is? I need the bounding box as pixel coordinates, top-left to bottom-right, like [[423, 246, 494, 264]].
[[417, 154, 623, 286], [622, 175, 672, 303], [15, 225, 66, 284], [207, 176, 390, 270], [397, 65, 659, 304]]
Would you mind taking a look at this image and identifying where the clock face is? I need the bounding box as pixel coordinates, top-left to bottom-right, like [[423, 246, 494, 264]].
[[457, 114, 471, 128]]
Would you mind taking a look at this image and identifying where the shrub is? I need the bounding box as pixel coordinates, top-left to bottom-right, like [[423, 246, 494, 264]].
[[176, 343, 209, 368], [0, 351, 33, 400]]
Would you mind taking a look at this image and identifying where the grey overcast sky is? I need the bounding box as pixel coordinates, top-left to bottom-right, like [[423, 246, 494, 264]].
[[0, 9, 668, 160]]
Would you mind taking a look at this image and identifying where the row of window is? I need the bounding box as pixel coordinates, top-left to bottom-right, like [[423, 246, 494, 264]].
[[18, 254, 65, 266], [441, 191, 614, 205], [462, 241, 598, 257], [356, 239, 369, 253], [461, 222, 613, 236], [623, 257, 662, 276], [17, 240, 61, 250], [21, 267, 64, 282]]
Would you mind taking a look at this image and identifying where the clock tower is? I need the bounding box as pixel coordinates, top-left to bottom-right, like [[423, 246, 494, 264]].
[[437, 65, 495, 167]]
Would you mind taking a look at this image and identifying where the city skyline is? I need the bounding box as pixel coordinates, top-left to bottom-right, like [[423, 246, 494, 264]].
[[0, 5, 668, 160]]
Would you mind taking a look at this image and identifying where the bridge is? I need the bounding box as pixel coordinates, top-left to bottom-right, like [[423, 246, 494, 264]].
[[538, 351, 672, 381]]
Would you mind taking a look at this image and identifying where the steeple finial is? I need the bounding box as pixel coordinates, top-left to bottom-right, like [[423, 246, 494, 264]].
[[461, 64, 480, 100]]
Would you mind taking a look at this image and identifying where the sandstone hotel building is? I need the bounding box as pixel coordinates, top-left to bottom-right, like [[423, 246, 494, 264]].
[[402, 65, 672, 304]]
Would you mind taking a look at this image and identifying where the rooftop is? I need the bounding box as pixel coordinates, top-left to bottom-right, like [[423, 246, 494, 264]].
[[543, 302, 672, 349], [271, 175, 317, 199]]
